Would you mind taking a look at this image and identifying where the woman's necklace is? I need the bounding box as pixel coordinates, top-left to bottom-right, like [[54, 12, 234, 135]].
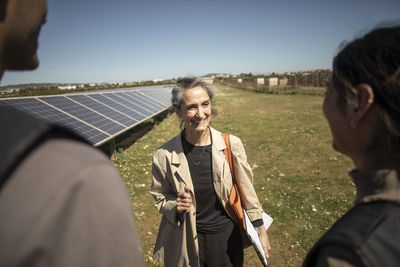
[[183, 129, 209, 166]]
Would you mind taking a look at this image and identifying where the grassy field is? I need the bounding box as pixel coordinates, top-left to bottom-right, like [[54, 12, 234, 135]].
[[114, 84, 355, 266]]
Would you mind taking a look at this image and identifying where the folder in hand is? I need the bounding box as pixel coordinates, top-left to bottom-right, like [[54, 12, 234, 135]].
[[244, 210, 273, 267]]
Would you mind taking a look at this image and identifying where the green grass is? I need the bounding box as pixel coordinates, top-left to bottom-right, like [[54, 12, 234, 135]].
[[113, 84, 355, 266]]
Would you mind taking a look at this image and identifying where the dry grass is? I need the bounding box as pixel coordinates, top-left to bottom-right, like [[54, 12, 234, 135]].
[[114, 84, 355, 266]]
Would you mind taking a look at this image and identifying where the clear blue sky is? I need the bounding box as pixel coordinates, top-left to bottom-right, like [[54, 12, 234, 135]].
[[2, 0, 400, 86]]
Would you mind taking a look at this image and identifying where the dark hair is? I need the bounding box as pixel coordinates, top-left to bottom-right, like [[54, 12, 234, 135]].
[[332, 24, 400, 150], [0, 0, 6, 22], [171, 77, 215, 108]]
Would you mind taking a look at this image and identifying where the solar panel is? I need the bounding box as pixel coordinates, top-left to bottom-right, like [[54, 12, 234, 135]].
[[140, 89, 170, 106], [0, 86, 172, 146], [66, 95, 136, 127], [114, 91, 156, 115], [86, 93, 140, 122], [116, 92, 155, 113], [123, 91, 161, 113], [102, 93, 150, 119], [39, 96, 125, 135]]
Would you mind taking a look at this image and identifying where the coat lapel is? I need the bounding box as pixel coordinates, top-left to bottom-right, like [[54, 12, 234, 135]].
[[210, 127, 227, 197], [171, 133, 195, 193]]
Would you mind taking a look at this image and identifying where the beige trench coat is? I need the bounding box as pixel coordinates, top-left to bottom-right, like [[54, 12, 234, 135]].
[[150, 127, 263, 267]]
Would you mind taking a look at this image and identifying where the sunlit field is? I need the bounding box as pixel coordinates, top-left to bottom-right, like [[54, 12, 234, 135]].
[[114, 84, 355, 266]]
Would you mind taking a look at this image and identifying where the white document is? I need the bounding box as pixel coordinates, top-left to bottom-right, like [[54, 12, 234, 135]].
[[244, 210, 273, 267]]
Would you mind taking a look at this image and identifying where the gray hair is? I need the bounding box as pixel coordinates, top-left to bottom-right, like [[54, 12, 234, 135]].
[[171, 77, 215, 108]]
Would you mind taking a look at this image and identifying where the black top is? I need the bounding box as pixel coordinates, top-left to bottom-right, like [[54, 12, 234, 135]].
[[181, 134, 233, 233]]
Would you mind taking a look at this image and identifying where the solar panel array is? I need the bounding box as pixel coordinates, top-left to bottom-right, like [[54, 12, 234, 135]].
[[0, 86, 172, 146]]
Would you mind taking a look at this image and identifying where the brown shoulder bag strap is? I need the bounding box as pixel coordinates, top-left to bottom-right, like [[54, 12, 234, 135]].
[[222, 133, 248, 206]]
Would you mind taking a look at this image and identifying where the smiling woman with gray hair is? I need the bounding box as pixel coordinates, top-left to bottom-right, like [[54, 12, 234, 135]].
[[151, 77, 271, 267]]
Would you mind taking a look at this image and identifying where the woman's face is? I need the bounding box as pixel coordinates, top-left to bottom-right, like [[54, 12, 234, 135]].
[[323, 76, 353, 156], [176, 86, 211, 134]]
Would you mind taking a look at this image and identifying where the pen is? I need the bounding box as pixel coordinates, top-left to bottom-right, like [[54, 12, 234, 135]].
[[182, 187, 189, 222]]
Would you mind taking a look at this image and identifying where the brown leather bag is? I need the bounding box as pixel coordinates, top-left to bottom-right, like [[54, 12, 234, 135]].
[[222, 133, 247, 231]]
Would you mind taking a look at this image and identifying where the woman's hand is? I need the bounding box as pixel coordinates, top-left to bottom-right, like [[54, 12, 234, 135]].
[[256, 226, 271, 259], [176, 186, 192, 215]]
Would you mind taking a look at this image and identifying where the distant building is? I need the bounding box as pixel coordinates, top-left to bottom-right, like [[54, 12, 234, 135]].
[[200, 78, 214, 84], [0, 88, 15, 94], [216, 74, 230, 78], [279, 78, 288, 86], [255, 78, 264, 85], [58, 85, 76, 90], [237, 78, 243, 83], [265, 77, 278, 86]]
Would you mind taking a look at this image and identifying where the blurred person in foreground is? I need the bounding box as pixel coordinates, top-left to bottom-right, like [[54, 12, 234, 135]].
[[303, 24, 400, 267], [0, 0, 143, 266], [150, 77, 271, 267]]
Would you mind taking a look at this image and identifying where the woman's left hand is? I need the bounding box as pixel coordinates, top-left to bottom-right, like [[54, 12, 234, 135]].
[[256, 226, 271, 259]]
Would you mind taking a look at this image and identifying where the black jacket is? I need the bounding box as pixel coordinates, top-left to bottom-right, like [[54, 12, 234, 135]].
[[303, 201, 400, 267]]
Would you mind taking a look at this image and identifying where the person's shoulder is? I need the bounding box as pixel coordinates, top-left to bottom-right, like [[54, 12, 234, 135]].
[[30, 137, 118, 185], [228, 134, 242, 145], [210, 127, 244, 152], [226, 132, 244, 151], [44, 137, 111, 164], [2, 137, 124, 216], [39, 137, 130, 199], [210, 126, 242, 144], [333, 201, 400, 237], [153, 134, 181, 158], [313, 244, 363, 267], [306, 202, 400, 266]]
